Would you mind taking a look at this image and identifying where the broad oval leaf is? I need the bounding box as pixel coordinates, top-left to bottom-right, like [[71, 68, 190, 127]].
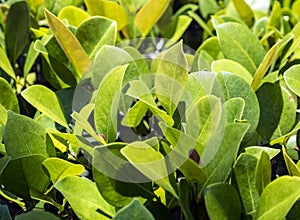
[[121, 141, 178, 198], [5, 1, 30, 64], [94, 65, 128, 143], [54, 176, 115, 219], [113, 198, 155, 220], [0, 155, 50, 200], [4, 111, 48, 159], [204, 183, 242, 220], [15, 210, 59, 220], [256, 83, 297, 141], [135, 0, 170, 37], [42, 158, 85, 183], [58, 6, 90, 27], [21, 85, 69, 129], [255, 176, 300, 220], [212, 59, 253, 85], [216, 72, 260, 142], [0, 78, 19, 113], [284, 64, 300, 97], [44, 9, 90, 77], [216, 22, 266, 74], [76, 16, 117, 59], [85, 0, 127, 30]]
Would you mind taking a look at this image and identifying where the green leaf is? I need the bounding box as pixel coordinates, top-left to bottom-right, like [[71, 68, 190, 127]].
[[165, 15, 192, 48], [0, 155, 50, 200], [0, 78, 19, 113], [212, 59, 253, 85], [223, 97, 245, 125], [232, 0, 254, 27], [121, 141, 178, 198], [93, 143, 154, 208], [216, 22, 266, 74], [0, 47, 15, 79], [42, 158, 85, 183], [178, 178, 194, 220], [255, 176, 300, 220], [92, 45, 133, 88], [54, 176, 115, 219], [126, 80, 174, 126], [256, 83, 297, 141], [94, 65, 127, 143], [85, 0, 128, 30], [58, 6, 90, 27], [282, 146, 300, 176], [284, 64, 300, 97], [199, 0, 220, 19], [76, 16, 117, 59], [204, 183, 241, 220], [113, 198, 155, 220], [4, 111, 48, 159], [251, 42, 279, 91], [5, 1, 30, 64], [135, 0, 170, 37], [0, 205, 12, 220], [200, 123, 249, 194], [216, 72, 260, 142], [21, 85, 69, 129], [245, 147, 280, 159], [233, 153, 260, 216], [151, 41, 188, 115], [44, 9, 90, 77], [121, 101, 149, 127], [185, 95, 222, 153], [15, 210, 59, 220]]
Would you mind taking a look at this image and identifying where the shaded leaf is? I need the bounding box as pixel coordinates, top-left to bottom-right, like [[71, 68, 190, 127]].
[[0, 205, 12, 220], [5, 1, 30, 64], [15, 210, 59, 220], [204, 183, 241, 220], [0, 155, 50, 200], [121, 141, 178, 198]]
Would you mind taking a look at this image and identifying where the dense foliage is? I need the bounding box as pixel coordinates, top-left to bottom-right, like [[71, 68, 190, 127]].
[[1, 0, 300, 219]]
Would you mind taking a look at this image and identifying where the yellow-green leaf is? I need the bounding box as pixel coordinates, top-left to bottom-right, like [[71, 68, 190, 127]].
[[21, 85, 69, 129], [85, 0, 128, 30], [44, 9, 90, 77], [43, 158, 85, 183], [135, 0, 170, 37], [58, 6, 90, 27]]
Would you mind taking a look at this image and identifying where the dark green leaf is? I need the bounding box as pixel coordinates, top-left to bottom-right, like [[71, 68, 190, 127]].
[[5, 1, 30, 64], [204, 183, 241, 220]]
